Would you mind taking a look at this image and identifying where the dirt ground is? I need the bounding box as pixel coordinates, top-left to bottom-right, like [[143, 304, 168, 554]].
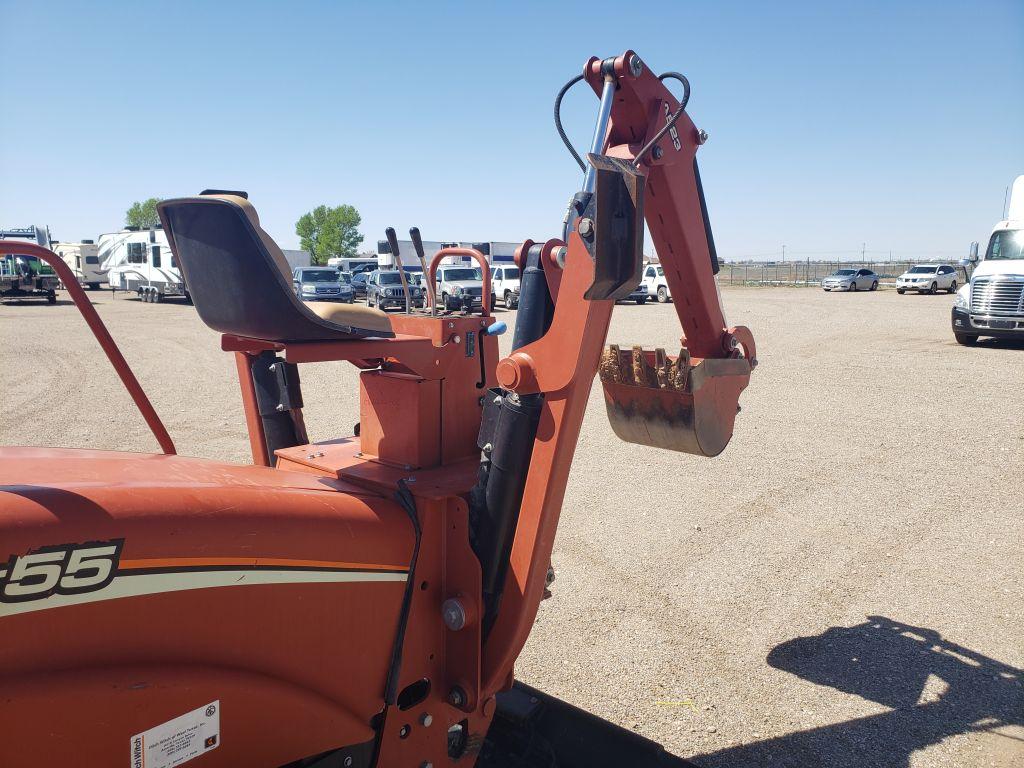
[[1, 286, 1021, 767]]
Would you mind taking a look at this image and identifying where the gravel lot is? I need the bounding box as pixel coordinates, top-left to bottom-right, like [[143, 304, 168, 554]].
[[1, 286, 1021, 767]]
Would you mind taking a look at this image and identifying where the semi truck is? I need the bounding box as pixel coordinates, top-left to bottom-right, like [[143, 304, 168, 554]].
[[952, 175, 1024, 345]]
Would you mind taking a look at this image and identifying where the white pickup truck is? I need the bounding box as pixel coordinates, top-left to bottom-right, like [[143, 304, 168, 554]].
[[490, 265, 520, 309], [952, 174, 1024, 345], [641, 262, 672, 303]]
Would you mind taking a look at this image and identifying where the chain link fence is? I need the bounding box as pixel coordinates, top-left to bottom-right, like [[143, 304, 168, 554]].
[[717, 260, 970, 288]]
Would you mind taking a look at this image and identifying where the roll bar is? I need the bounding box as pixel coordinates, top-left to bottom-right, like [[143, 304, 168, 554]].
[[428, 247, 492, 316]]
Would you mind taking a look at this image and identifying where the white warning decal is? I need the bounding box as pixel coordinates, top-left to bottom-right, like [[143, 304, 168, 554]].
[[130, 700, 220, 768]]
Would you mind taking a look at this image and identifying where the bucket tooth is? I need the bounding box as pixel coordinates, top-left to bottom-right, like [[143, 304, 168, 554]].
[[654, 348, 670, 389], [671, 348, 691, 391], [631, 346, 656, 388], [600, 344, 626, 384]]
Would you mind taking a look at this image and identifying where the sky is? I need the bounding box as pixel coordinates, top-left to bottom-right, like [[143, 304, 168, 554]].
[[1, 0, 1022, 262]]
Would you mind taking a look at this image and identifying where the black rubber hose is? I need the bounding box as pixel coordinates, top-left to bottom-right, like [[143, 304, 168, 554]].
[[633, 72, 691, 167], [554, 73, 587, 172]]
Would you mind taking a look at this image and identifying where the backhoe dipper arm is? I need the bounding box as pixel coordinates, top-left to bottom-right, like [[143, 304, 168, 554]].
[[480, 52, 754, 700], [589, 52, 753, 361]]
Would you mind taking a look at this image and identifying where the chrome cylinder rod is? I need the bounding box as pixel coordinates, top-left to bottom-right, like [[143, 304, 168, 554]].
[[582, 75, 616, 194]]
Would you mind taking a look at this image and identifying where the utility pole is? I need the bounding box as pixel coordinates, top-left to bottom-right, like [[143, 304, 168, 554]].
[[861, 242, 866, 265], [782, 244, 786, 261]]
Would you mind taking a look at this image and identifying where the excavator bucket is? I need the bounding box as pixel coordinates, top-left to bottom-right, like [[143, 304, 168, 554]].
[[599, 344, 752, 457]]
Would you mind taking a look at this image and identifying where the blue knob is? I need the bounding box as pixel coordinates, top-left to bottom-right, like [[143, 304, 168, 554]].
[[484, 321, 507, 336]]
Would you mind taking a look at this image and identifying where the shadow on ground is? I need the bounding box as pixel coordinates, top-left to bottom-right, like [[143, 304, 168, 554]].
[[689, 616, 1023, 768]]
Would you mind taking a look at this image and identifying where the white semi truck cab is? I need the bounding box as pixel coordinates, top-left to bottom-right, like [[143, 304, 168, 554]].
[[952, 175, 1024, 345]]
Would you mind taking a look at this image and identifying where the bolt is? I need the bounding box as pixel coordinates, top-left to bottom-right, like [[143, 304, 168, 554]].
[[406, 476, 417, 483], [578, 217, 595, 238], [448, 687, 467, 708], [506, 391, 521, 405], [453, 335, 461, 344], [399, 724, 411, 739], [344, 758, 353, 767], [268, 363, 277, 372], [442, 598, 467, 631], [652, 145, 664, 160], [553, 246, 568, 268], [629, 54, 644, 77], [750, 357, 759, 369], [448, 322, 455, 329], [275, 403, 286, 412], [420, 713, 433, 727], [729, 336, 739, 350], [697, 128, 709, 145]]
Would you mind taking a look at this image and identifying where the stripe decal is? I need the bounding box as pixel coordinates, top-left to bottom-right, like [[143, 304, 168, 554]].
[[1, 565, 407, 618], [119, 556, 408, 573]]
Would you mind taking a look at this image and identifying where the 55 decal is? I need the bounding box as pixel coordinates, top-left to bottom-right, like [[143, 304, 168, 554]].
[[0, 539, 123, 603]]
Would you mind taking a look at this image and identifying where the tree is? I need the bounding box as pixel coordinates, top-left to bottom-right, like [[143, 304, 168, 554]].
[[125, 198, 163, 229], [295, 204, 363, 264]]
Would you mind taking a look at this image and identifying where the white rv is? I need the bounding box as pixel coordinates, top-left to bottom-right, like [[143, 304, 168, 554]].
[[54, 240, 104, 289], [952, 174, 1024, 344], [99, 227, 187, 303]]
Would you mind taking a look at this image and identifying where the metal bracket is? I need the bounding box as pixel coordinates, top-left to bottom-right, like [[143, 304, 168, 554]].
[[582, 153, 645, 301]]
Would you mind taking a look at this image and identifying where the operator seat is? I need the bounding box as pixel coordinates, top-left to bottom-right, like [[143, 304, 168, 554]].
[[158, 192, 393, 340]]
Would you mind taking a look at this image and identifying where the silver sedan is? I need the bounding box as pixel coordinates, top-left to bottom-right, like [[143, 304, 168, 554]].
[[822, 268, 879, 292]]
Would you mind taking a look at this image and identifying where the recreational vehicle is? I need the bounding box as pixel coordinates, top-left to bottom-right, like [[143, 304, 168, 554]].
[[53, 240, 104, 290], [99, 227, 187, 303]]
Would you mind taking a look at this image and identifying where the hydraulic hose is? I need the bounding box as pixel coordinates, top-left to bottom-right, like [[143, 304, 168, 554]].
[[633, 72, 691, 167], [554, 73, 587, 172]]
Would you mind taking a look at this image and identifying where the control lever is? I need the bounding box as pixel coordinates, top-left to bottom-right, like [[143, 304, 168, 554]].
[[384, 227, 412, 313], [409, 227, 436, 315]]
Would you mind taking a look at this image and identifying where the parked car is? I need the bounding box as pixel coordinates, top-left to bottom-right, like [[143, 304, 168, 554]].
[[896, 264, 958, 294], [436, 265, 485, 312], [292, 266, 355, 303], [641, 263, 672, 303], [491, 265, 521, 308], [822, 268, 878, 292], [366, 269, 425, 311], [350, 271, 370, 297], [616, 283, 649, 305]]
